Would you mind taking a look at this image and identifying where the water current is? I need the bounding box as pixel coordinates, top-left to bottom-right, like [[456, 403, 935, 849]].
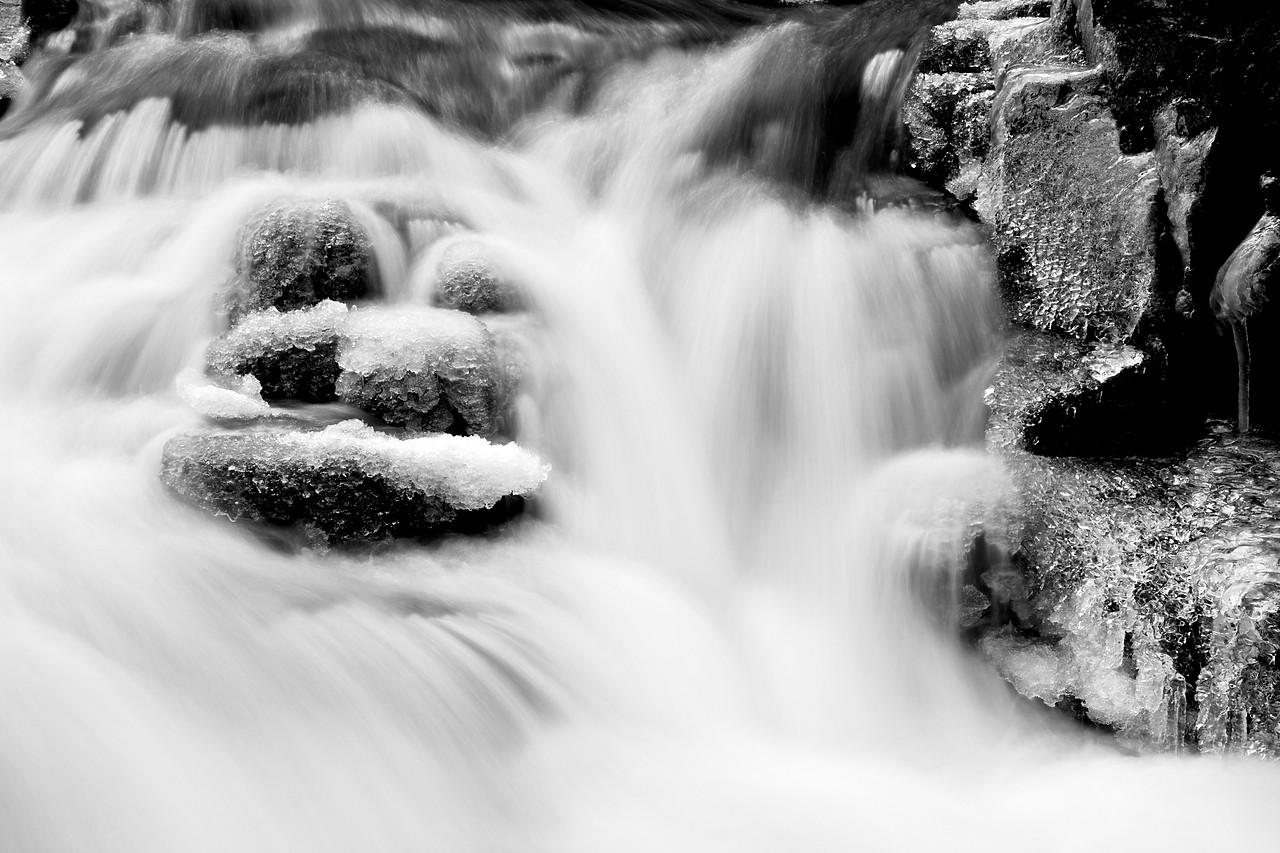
[[2, 1, 1279, 850]]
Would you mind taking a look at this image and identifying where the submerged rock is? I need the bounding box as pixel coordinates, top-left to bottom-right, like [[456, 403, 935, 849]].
[[336, 307, 500, 436], [228, 199, 376, 320], [161, 421, 547, 544]]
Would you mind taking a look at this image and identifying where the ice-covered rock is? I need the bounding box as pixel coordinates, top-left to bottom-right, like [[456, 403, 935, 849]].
[[903, 72, 994, 194], [988, 423, 1280, 754], [984, 329, 1192, 457], [206, 301, 348, 402], [161, 421, 548, 543], [227, 199, 376, 320], [978, 65, 1163, 343], [177, 370, 273, 421], [336, 307, 500, 435], [429, 237, 524, 315]]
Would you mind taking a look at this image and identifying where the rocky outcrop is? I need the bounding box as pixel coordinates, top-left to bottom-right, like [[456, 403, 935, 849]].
[[228, 199, 377, 320], [985, 425, 1280, 754], [336, 307, 501, 436], [206, 301, 348, 403], [0, 0, 28, 111], [431, 238, 524, 315], [981, 65, 1163, 342], [985, 330, 1178, 456], [175, 198, 541, 545], [162, 422, 546, 544], [907, 4, 1169, 346]]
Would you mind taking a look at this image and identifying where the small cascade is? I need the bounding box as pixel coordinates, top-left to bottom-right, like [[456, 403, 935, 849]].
[[2, 2, 1280, 851]]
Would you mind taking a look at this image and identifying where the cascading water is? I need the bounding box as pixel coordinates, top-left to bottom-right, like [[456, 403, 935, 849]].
[[2, 1, 1279, 851]]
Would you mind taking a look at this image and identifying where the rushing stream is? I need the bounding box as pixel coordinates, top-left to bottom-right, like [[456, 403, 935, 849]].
[[2, 1, 1279, 850]]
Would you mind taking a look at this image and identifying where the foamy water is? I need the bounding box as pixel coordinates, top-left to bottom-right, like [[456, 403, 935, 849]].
[[1, 3, 1278, 851]]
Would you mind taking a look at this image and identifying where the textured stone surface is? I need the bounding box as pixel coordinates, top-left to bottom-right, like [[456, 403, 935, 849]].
[[207, 302, 348, 403], [986, 424, 1280, 754], [433, 239, 524, 314], [0, 0, 27, 104], [1153, 101, 1216, 288], [903, 71, 994, 189], [336, 307, 500, 436], [985, 329, 1172, 456], [161, 428, 537, 545], [979, 65, 1162, 342], [918, 18, 1001, 74], [229, 199, 376, 320], [986, 17, 1082, 77]]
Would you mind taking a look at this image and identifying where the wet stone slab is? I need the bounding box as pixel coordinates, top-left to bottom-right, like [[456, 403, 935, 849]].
[[161, 422, 548, 545]]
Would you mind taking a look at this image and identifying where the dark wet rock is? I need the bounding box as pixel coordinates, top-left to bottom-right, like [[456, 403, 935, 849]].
[[918, 18, 1000, 74], [20, 0, 73, 45], [1153, 101, 1216, 288], [902, 71, 993, 190], [977, 65, 1163, 342], [0, 0, 27, 112], [986, 422, 1280, 754], [986, 329, 1195, 457], [160, 422, 546, 545], [432, 239, 524, 315], [228, 199, 376, 321], [336, 307, 501, 436], [985, 16, 1081, 77], [206, 301, 348, 403]]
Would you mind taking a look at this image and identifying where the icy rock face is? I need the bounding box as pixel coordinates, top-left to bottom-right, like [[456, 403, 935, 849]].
[[161, 421, 548, 544], [206, 301, 348, 402], [985, 329, 1185, 457], [902, 72, 994, 196], [228, 199, 376, 320], [431, 238, 524, 315], [177, 371, 273, 421], [336, 307, 500, 435], [0, 0, 26, 105], [979, 65, 1161, 342], [989, 425, 1280, 754]]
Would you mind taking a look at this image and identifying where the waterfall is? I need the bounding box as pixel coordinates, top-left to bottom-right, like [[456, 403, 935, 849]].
[[2, 1, 1278, 850]]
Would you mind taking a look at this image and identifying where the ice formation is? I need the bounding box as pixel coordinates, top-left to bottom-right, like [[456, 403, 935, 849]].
[[228, 198, 376, 319], [337, 306, 500, 434], [176, 369, 272, 420], [424, 235, 523, 314], [161, 421, 548, 542], [206, 300, 349, 401], [303, 420, 548, 509]]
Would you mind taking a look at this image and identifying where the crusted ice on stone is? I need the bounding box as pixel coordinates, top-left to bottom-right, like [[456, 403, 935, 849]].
[[426, 237, 523, 314], [337, 306, 500, 435], [306, 420, 548, 509], [206, 301, 348, 401], [177, 369, 272, 420], [160, 422, 548, 543]]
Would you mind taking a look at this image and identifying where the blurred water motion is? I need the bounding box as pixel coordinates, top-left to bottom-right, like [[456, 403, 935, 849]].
[[0, 1, 1278, 851]]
